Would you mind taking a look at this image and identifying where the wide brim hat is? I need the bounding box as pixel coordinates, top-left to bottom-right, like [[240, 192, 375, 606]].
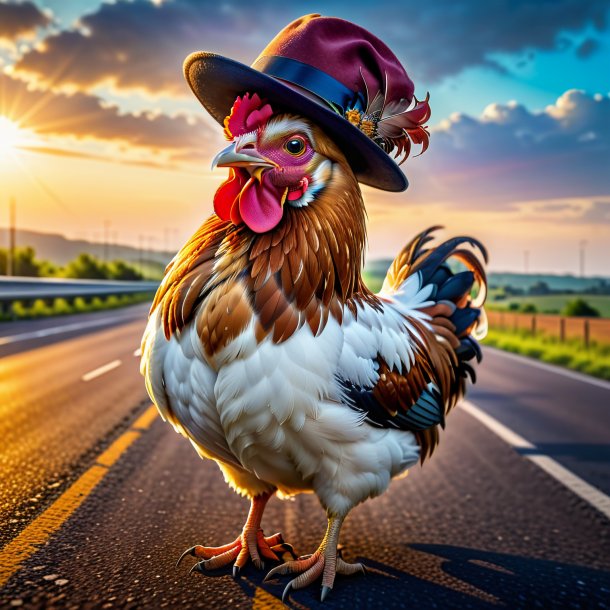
[[184, 14, 429, 192]]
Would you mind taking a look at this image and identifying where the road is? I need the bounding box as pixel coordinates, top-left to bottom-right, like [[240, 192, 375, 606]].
[[0, 305, 609, 609]]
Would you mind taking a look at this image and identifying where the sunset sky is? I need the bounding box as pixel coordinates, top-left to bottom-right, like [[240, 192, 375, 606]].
[[0, 0, 609, 274]]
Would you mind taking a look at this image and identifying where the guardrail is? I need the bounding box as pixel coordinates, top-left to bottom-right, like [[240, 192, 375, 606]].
[[0, 276, 159, 302]]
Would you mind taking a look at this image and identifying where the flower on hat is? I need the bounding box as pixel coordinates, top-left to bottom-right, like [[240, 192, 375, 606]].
[[345, 109, 362, 127], [344, 72, 432, 164]]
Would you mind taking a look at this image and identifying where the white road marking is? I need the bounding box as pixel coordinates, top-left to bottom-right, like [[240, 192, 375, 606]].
[[82, 359, 122, 382], [460, 400, 534, 449], [488, 347, 610, 391], [0, 316, 135, 346], [461, 400, 610, 520], [133, 348, 142, 357]]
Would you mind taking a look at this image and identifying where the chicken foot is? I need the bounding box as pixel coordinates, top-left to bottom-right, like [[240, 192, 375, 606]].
[[264, 514, 365, 602], [176, 491, 295, 576]]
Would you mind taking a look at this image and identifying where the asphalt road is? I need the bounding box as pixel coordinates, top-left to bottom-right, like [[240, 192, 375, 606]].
[[0, 306, 609, 609]]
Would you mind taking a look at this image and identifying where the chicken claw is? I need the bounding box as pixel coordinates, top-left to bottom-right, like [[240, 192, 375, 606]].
[[178, 530, 292, 574], [264, 515, 365, 602], [176, 491, 296, 576]]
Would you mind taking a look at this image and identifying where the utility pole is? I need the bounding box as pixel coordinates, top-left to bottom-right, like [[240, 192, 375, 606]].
[[7, 198, 16, 276], [103, 220, 110, 263], [147, 235, 155, 263], [579, 240, 587, 278], [138, 234, 144, 277], [111, 230, 118, 262]]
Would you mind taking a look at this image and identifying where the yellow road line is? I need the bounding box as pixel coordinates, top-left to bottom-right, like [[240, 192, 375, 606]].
[[132, 405, 159, 430], [0, 405, 158, 587], [96, 430, 141, 467]]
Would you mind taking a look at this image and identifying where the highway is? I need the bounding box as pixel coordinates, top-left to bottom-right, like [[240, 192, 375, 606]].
[[1, 305, 609, 609]]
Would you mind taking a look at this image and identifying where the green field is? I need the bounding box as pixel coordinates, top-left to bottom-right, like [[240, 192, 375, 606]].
[[362, 271, 384, 293], [488, 294, 610, 317], [483, 328, 610, 381], [361, 263, 610, 380]]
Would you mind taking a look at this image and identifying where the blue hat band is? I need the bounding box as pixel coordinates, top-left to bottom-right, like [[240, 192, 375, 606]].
[[252, 55, 365, 115]]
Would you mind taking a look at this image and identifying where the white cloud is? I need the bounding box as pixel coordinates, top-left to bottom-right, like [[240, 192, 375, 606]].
[[406, 89, 610, 207]]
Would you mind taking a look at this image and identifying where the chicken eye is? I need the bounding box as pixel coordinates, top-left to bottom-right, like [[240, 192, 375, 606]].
[[284, 137, 306, 156]]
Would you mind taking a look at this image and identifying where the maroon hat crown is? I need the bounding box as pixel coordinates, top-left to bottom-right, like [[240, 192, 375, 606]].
[[184, 14, 431, 191], [254, 14, 414, 111]]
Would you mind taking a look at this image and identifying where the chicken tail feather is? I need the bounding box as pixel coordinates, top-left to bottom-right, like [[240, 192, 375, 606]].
[[380, 227, 488, 460]]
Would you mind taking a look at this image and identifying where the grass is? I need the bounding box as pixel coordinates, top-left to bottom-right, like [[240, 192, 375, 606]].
[[0, 292, 153, 321], [487, 294, 610, 317], [362, 271, 384, 293], [482, 327, 610, 381]]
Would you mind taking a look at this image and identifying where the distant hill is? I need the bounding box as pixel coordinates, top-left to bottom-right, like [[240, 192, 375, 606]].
[[364, 259, 610, 292], [0, 228, 174, 268], [487, 272, 610, 292], [3, 231, 608, 292]]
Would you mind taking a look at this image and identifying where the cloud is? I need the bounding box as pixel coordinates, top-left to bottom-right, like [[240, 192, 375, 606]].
[[578, 200, 610, 223], [576, 38, 600, 58], [12, 0, 280, 96], [0, 1, 52, 43], [511, 198, 610, 224], [0, 72, 215, 158], [17, 143, 199, 172], [406, 89, 610, 207], [11, 0, 610, 96], [374, 0, 610, 82]]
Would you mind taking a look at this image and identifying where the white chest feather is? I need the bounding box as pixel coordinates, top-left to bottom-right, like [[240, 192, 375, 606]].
[[142, 302, 420, 513]]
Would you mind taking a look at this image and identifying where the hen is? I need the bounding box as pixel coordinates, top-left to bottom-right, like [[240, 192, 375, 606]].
[[140, 14, 488, 602]]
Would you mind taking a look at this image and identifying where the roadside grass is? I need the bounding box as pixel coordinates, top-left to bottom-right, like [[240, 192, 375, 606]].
[[483, 327, 610, 382], [0, 292, 153, 322]]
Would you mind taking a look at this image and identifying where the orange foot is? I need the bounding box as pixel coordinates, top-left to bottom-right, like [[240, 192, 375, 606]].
[[175, 491, 296, 577], [177, 529, 295, 576]]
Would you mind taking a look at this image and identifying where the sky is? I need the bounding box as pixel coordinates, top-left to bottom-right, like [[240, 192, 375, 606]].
[[0, 0, 609, 274]]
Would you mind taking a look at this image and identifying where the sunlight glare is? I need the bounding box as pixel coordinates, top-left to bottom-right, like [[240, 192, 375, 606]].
[[0, 116, 24, 159]]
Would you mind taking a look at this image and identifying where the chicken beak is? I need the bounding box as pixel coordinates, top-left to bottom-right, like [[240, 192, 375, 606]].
[[211, 142, 274, 172]]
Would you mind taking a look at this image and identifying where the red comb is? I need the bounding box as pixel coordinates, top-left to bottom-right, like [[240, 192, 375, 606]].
[[223, 93, 274, 140]]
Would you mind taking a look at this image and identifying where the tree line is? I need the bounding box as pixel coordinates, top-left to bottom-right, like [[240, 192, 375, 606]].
[[0, 247, 143, 280]]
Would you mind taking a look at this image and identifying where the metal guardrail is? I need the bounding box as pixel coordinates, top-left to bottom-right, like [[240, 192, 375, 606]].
[[0, 276, 159, 302]]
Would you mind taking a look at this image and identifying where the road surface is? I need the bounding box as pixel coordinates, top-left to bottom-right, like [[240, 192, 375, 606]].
[[0, 305, 609, 609]]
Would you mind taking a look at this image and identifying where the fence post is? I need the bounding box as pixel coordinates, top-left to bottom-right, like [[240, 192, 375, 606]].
[[559, 318, 565, 342], [531, 315, 536, 336], [584, 319, 590, 349]]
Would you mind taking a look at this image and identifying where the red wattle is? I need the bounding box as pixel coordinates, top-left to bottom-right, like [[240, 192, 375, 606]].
[[213, 169, 246, 221], [239, 171, 286, 233], [287, 176, 309, 201]]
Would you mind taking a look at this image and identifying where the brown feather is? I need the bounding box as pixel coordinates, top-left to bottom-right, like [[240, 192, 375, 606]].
[[152, 215, 235, 339]]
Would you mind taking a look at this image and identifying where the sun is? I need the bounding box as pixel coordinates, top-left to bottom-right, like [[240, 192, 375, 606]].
[[0, 116, 25, 159]]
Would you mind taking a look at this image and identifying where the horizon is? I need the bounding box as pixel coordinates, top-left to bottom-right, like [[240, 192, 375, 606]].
[[0, 1, 609, 275], [2, 225, 610, 281]]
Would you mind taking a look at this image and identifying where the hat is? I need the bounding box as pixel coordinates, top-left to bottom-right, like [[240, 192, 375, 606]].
[[184, 14, 431, 192]]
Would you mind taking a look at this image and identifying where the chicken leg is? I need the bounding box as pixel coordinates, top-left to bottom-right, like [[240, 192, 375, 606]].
[[176, 491, 295, 576], [264, 513, 365, 602]]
